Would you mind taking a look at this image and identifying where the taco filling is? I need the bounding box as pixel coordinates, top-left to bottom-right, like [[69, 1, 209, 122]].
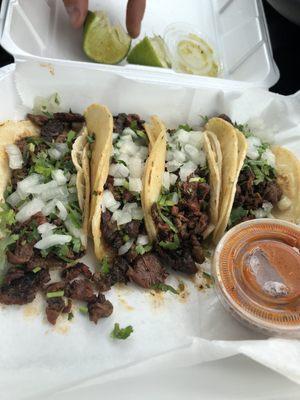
[[95, 114, 167, 290], [151, 126, 211, 274], [228, 122, 283, 226], [0, 109, 112, 325]]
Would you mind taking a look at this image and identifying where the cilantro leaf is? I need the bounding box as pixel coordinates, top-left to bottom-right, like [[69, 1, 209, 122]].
[[101, 257, 110, 275], [110, 323, 133, 340], [87, 134, 95, 144], [72, 238, 82, 253], [234, 123, 252, 138], [67, 130, 76, 144], [178, 124, 193, 132], [229, 206, 248, 227], [151, 283, 178, 294], [0, 234, 19, 284], [159, 234, 180, 250], [67, 204, 82, 228], [157, 207, 178, 233], [0, 204, 16, 232], [130, 120, 138, 131], [136, 244, 152, 255]]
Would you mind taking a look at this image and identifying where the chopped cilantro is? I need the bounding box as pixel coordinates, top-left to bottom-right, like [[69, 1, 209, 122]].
[[87, 134, 95, 144], [136, 244, 152, 255], [123, 234, 130, 242], [243, 158, 275, 185], [200, 115, 209, 125], [0, 204, 16, 232], [123, 179, 129, 190], [151, 283, 178, 294], [178, 124, 193, 132], [110, 323, 133, 340], [159, 234, 180, 250], [157, 207, 178, 233], [67, 204, 82, 228], [4, 185, 13, 199], [116, 159, 127, 166], [189, 177, 206, 183], [32, 152, 54, 179], [229, 206, 248, 227], [79, 306, 88, 314], [101, 257, 110, 275], [46, 290, 64, 299], [234, 123, 252, 138], [136, 130, 146, 139], [72, 238, 82, 253], [32, 267, 41, 274], [130, 120, 138, 131], [67, 130, 76, 144]]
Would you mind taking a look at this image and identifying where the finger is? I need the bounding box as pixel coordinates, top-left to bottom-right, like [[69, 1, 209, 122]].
[[126, 0, 146, 38], [63, 0, 88, 28]]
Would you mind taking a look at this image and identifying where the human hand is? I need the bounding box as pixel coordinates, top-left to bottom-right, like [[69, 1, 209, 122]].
[[63, 0, 146, 38]]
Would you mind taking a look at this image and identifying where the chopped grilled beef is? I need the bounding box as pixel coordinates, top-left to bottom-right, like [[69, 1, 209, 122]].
[[31, 212, 47, 226], [46, 297, 65, 325], [124, 221, 140, 238], [53, 112, 85, 123], [26, 255, 65, 271], [125, 246, 139, 263], [3, 268, 25, 285], [62, 298, 72, 314], [109, 257, 130, 285], [234, 168, 283, 211], [104, 176, 122, 201], [40, 119, 64, 140], [52, 218, 63, 226], [11, 168, 27, 189], [0, 272, 39, 305], [218, 114, 233, 124], [61, 263, 93, 282], [45, 281, 65, 293], [66, 279, 96, 302], [123, 190, 136, 202], [155, 245, 198, 275], [127, 254, 167, 289], [113, 113, 145, 134], [88, 294, 113, 324], [7, 241, 34, 264], [101, 210, 123, 250], [34, 269, 51, 287], [191, 235, 206, 264], [27, 113, 49, 126], [55, 131, 68, 143], [15, 138, 28, 154]]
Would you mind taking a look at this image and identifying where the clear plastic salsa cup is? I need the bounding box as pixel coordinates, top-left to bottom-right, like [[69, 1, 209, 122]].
[[212, 219, 300, 337]]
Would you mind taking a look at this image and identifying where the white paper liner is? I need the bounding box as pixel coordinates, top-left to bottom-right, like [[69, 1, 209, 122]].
[[0, 62, 299, 399]]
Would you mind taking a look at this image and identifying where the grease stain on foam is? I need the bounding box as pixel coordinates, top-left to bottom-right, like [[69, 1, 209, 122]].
[[40, 63, 55, 76], [118, 295, 134, 311], [191, 270, 214, 291], [148, 290, 165, 309], [23, 303, 41, 318], [177, 281, 190, 303]]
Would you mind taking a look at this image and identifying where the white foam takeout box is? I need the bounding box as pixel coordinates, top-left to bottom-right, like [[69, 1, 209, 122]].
[[0, 1, 300, 400]]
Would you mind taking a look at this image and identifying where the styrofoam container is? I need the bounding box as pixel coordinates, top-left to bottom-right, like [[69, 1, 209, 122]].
[[0, 0, 279, 89]]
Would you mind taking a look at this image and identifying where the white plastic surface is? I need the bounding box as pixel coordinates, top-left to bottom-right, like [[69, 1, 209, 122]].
[[1, 0, 279, 89]]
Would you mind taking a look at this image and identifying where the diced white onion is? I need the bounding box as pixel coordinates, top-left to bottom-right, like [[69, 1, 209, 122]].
[[173, 149, 186, 163], [28, 180, 58, 195], [38, 223, 57, 237], [184, 144, 204, 165], [55, 143, 68, 155], [17, 174, 42, 196], [123, 127, 137, 137], [48, 148, 62, 160], [166, 160, 182, 173], [128, 158, 143, 178], [34, 234, 72, 250], [120, 141, 138, 156], [109, 163, 129, 178], [112, 210, 132, 226], [56, 200, 68, 220], [132, 206, 144, 220], [138, 147, 148, 160], [41, 186, 69, 202], [171, 192, 179, 204], [6, 144, 23, 170], [277, 196, 292, 211], [118, 239, 134, 256], [176, 129, 190, 144], [112, 133, 119, 142], [102, 190, 120, 212], [261, 149, 276, 168], [16, 198, 45, 223], [170, 173, 178, 186], [52, 169, 67, 185], [252, 202, 273, 218], [163, 171, 170, 190], [114, 178, 125, 186], [42, 199, 56, 216], [123, 202, 138, 213], [246, 136, 262, 160], [64, 218, 85, 245], [6, 190, 22, 207], [69, 174, 77, 186], [179, 161, 197, 182], [137, 235, 149, 245], [129, 177, 142, 193]]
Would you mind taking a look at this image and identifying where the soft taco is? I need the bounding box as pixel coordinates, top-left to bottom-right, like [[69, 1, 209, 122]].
[[0, 108, 104, 325], [89, 107, 168, 290], [206, 116, 300, 242], [143, 123, 222, 274]]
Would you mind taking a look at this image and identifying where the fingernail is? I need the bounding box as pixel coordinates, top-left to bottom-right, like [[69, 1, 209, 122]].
[[65, 6, 80, 27]]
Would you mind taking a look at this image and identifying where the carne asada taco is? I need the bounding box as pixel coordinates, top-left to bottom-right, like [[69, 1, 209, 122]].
[[90, 110, 168, 290], [143, 124, 222, 275], [0, 109, 110, 326], [206, 116, 300, 242]]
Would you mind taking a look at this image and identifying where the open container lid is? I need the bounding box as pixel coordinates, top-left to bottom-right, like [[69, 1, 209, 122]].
[[0, 0, 279, 90]]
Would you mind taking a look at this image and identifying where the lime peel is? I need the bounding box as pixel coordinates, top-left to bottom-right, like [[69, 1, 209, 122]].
[[127, 36, 171, 68]]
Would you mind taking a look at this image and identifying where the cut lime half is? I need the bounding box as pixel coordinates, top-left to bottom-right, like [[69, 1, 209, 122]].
[[127, 36, 171, 68], [83, 11, 131, 64]]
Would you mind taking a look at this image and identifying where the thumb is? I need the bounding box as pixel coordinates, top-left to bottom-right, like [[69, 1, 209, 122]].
[[63, 0, 88, 28]]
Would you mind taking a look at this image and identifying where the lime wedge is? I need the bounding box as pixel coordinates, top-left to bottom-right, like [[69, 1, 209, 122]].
[[83, 11, 131, 64], [127, 36, 171, 68]]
